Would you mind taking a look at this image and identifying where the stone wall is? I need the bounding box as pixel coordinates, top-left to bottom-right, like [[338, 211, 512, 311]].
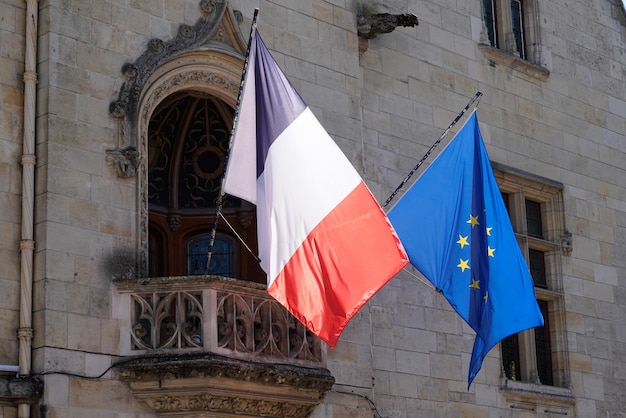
[[0, 0, 624, 416]]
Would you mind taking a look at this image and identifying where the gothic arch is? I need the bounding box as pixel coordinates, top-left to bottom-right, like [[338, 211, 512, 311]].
[[108, 1, 250, 277]]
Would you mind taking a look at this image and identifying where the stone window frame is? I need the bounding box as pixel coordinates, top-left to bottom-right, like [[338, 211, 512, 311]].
[[481, 0, 538, 61], [478, 0, 550, 81], [493, 163, 572, 396]]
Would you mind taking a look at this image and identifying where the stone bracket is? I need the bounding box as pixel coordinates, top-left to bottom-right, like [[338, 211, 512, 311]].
[[0, 375, 43, 406], [116, 352, 335, 417], [357, 13, 419, 39], [105, 146, 140, 178]]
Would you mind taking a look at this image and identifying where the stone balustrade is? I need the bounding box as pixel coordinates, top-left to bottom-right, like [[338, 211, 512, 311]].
[[114, 275, 325, 367]]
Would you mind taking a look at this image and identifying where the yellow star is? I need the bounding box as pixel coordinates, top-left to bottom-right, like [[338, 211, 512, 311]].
[[483, 291, 489, 301], [487, 246, 496, 257], [467, 214, 480, 228], [486, 227, 493, 236], [469, 278, 480, 289], [457, 235, 469, 248], [457, 259, 470, 272]]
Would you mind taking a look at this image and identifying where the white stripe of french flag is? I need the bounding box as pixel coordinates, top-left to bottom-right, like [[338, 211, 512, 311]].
[[224, 30, 408, 348]]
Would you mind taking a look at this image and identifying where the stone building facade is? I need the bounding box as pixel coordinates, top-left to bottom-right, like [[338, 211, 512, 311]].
[[1, 0, 625, 417]]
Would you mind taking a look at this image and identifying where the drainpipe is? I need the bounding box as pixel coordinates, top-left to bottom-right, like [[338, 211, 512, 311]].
[[18, 0, 39, 417]]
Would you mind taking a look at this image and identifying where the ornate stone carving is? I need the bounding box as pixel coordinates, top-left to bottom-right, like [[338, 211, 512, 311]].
[[216, 291, 322, 362], [109, 1, 243, 129], [147, 38, 166, 54], [109, 101, 127, 118], [105, 146, 140, 178], [144, 393, 314, 416], [122, 63, 139, 79], [178, 24, 196, 39], [357, 12, 419, 39], [200, 0, 220, 15], [140, 71, 239, 129], [116, 352, 334, 417], [131, 291, 203, 350], [110, 1, 248, 273], [123, 276, 324, 364], [561, 230, 572, 256], [167, 215, 182, 231]]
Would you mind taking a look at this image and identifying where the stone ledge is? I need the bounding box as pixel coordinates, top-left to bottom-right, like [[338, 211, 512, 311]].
[[116, 352, 335, 417], [113, 274, 267, 292], [501, 380, 575, 415], [478, 44, 550, 81]]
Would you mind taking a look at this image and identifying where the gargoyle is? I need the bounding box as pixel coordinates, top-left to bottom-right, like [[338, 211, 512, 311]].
[[357, 13, 419, 39]]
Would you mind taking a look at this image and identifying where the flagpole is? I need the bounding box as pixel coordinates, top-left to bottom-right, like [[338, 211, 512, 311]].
[[382, 91, 483, 209], [205, 9, 261, 275]]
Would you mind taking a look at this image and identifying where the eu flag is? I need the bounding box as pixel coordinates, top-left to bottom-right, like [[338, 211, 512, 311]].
[[387, 111, 544, 387]]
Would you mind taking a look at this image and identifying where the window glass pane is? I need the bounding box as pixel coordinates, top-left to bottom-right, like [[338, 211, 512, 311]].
[[483, 0, 497, 47], [525, 199, 543, 238], [188, 235, 233, 277], [529, 248, 547, 288], [502, 333, 521, 380], [535, 300, 553, 385], [511, 0, 525, 59]]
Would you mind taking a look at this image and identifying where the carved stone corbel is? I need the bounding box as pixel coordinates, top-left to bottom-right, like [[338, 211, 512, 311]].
[[357, 12, 418, 39], [106, 146, 140, 178], [167, 215, 182, 232], [561, 230, 572, 256], [357, 12, 418, 56]]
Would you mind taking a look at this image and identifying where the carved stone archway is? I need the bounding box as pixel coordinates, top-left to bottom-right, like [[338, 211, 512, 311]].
[[135, 50, 246, 276], [109, 1, 249, 277]]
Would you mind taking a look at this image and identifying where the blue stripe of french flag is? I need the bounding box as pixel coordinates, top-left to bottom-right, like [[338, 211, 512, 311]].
[[224, 30, 408, 348]]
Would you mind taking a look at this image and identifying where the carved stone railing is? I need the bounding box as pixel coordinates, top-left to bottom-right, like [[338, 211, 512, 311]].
[[113, 276, 333, 417], [114, 275, 325, 366]]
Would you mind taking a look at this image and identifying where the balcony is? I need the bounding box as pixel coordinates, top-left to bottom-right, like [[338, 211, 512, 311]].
[[113, 275, 334, 417]]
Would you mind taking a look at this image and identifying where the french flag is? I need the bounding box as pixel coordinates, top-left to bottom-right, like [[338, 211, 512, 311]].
[[224, 30, 408, 348]]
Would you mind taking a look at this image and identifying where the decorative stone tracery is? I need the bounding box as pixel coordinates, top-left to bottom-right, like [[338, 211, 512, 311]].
[[114, 276, 333, 417], [109, 1, 245, 131], [106, 0, 246, 189]]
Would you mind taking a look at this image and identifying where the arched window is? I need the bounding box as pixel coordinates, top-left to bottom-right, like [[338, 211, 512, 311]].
[[147, 91, 264, 283]]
